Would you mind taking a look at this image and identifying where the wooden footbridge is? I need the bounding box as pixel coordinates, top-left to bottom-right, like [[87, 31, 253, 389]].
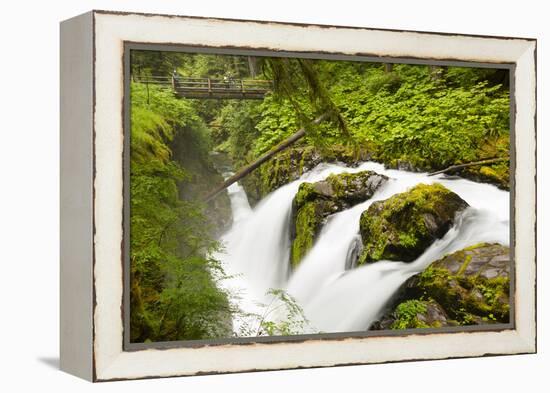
[[134, 74, 273, 99]]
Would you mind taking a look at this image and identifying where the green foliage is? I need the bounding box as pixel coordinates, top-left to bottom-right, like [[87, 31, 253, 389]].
[[254, 94, 304, 155], [131, 50, 251, 80], [216, 100, 263, 166], [130, 82, 233, 342], [133, 52, 510, 189], [333, 64, 510, 169], [390, 300, 429, 329], [247, 289, 314, 337], [236, 62, 510, 187], [131, 107, 173, 162], [131, 83, 212, 160]]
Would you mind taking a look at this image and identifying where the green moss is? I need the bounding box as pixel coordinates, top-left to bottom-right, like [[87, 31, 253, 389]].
[[479, 166, 498, 178], [456, 310, 482, 326], [294, 182, 317, 208], [416, 264, 510, 323], [398, 232, 418, 248], [359, 183, 468, 264], [246, 146, 380, 204], [460, 276, 509, 320], [390, 300, 430, 329], [463, 242, 488, 251], [298, 145, 317, 174], [290, 201, 323, 268], [256, 149, 293, 198], [463, 156, 510, 190], [478, 164, 509, 188], [456, 254, 473, 276], [326, 172, 353, 199]]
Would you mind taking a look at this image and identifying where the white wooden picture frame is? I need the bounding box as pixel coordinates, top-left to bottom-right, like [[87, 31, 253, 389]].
[[60, 10, 536, 381]]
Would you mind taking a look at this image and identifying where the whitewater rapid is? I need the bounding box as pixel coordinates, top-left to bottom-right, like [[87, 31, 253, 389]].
[[215, 161, 509, 335]]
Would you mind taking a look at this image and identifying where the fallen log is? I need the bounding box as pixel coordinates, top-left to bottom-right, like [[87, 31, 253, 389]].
[[204, 113, 329, 201], [427, 157, 509, 177]]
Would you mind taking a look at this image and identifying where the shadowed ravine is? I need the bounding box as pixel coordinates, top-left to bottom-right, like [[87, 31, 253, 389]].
[[214, 162, 509, 335]]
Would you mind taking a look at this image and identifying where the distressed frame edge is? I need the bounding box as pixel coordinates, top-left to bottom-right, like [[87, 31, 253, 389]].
[[90, 8, 538, 42], [511, 40, 537, 354], [89, 11, 537, 382], [59, 10, 95, 381]]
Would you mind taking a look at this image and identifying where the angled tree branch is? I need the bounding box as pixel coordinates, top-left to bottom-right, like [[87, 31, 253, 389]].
[[204, 113, 329, 202], [427, 157, 509, 177]]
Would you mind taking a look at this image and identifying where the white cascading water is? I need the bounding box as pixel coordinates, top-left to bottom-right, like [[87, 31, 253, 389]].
[[215, 162, 509, 335]]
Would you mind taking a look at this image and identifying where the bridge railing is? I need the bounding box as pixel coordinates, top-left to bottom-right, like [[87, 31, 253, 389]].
[[133, 75, 272, 98]]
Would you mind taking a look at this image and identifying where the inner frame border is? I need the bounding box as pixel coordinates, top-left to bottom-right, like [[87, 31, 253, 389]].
[[122, 42, 518, 352]]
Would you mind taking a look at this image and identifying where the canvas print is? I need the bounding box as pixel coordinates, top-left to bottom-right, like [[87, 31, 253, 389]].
[[128, 49, 511, 344]]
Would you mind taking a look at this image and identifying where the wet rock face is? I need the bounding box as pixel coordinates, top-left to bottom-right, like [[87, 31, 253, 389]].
[[296, 171, 388, 210], [429, 243, 510, 280], [358, 183, 469, 264], [370, 243, 511, 331], [289, 171, 388, 268]]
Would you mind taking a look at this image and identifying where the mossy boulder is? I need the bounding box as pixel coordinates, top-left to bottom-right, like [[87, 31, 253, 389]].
[[290, 170, 388, 268], [404, 243, 510, 322], [242, 145, 372, 206], [371, 243, 510, 330], [358, 183, 468, 264]]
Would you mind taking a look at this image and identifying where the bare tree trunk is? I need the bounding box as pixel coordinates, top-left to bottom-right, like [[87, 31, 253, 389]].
[[204, 113, 329, 201], [427, 157, 508, 176]]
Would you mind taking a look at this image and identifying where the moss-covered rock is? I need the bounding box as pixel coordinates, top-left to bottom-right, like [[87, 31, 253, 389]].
[[291, 201, 328, 267], [371, 299, 454, 330], [371, 243, 511, 330], [238, 146, 322, 206], [241, 145, 373, 206], [404, 243, 510, 322], [462, 161, 510, 190], [358, 183, 468, 264], [290, 170, 387, 267], [295, 170, 389, 211]]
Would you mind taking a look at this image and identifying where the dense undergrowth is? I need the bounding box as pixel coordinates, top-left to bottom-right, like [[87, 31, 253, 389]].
[[130, 83, 233, 342], [216, 61, 510, 194]]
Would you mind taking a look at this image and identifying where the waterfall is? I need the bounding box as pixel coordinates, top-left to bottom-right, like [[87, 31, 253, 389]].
[[216, 162, 509, 335]]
